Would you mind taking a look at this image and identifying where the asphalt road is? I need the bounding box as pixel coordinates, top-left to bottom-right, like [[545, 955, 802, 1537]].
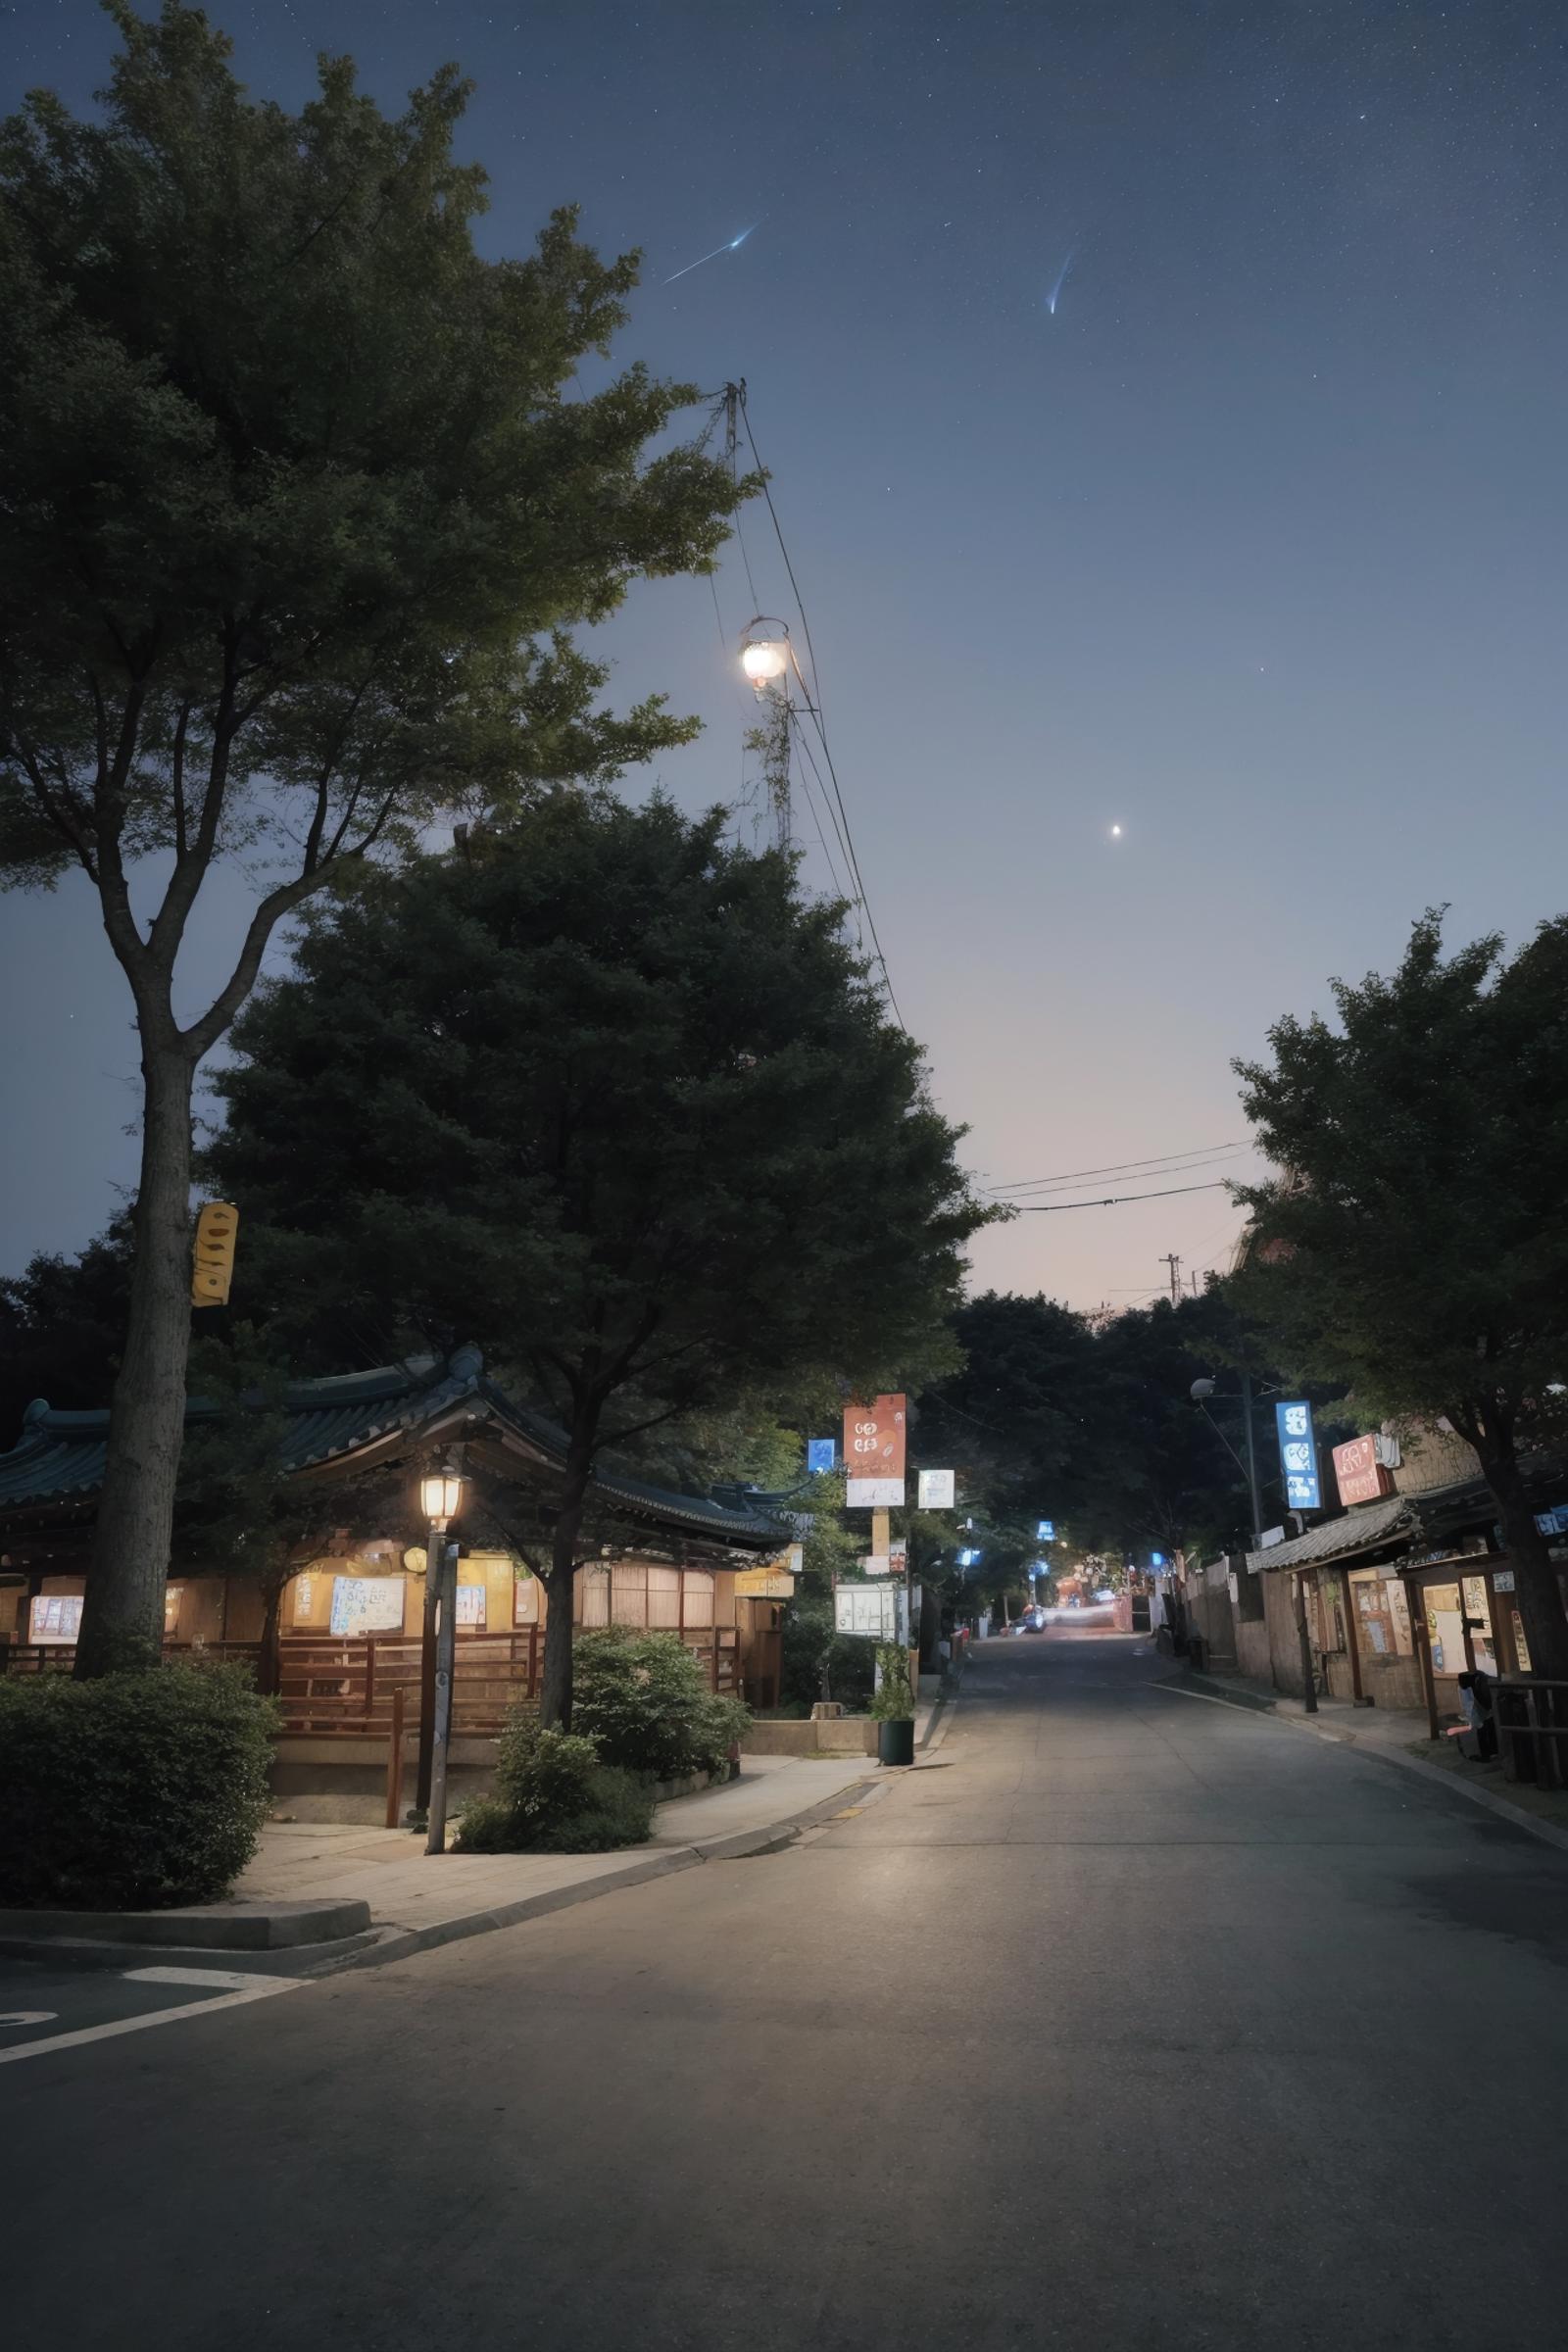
[[7, 1635, 1568, 2351]]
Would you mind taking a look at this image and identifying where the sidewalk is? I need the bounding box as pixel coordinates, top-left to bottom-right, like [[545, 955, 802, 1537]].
[[1162, 1662, 1568, 1855], [0, 1750, 886, 1979]]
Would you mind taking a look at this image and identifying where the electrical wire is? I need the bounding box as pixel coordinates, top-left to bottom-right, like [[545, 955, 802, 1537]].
[[989, 1142, 1245, 1196], [1018, 1180, 1231, 1212], [735, 388, 906, 1032]]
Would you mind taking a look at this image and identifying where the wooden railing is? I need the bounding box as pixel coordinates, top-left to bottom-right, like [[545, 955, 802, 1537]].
[[1495, 1677, 1568, 1790], [0, 1625, 743, 1740]]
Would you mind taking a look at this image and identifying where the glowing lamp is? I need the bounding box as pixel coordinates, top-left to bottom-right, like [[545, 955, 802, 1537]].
[[419, 1464, 464, 1528], [741, 637, 788, 684]]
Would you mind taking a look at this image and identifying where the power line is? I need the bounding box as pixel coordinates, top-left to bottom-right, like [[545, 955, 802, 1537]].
[[996, 1150, 1245, 1200], [1019, 1180, 1231, 1213], [989, 1141, 1245, 1195], [734, 388, 906, 1032]]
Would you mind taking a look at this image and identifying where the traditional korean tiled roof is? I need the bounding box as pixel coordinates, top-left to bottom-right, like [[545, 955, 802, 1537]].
[[0, 1347, 786, 1549], [1246, 1494, 1415, 1574]]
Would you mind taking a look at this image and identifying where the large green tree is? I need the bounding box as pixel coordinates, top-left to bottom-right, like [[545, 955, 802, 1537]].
[[1233, 910, 1568, 1680], [208, 795, 988, 1725], [0, 4, 749, 1674]]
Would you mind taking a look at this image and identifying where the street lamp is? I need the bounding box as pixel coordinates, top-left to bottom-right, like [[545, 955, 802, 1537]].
[[1190, 1369, 1317, 1713], [739, 618, 791, 688], [416, 1457, 465, 1853]]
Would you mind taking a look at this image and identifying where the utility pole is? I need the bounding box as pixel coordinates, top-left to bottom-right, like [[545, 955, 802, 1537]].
[[1160, 1252, 1183, 1304]]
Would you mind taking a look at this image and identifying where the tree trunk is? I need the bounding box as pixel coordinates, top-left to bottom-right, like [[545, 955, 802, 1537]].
[[257, 1579, 284, 1698], [1481, 1450, 1568, 1682], [75, 1049, 196, 1678], [538, 1424, 598, 1731]]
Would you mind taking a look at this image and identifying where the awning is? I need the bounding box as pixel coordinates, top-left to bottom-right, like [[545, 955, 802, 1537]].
[[1247, 1494, 1416, 1575]]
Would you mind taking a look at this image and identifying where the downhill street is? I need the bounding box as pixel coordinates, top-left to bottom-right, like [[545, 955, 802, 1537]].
[[7, 1636, 1568, 2350]]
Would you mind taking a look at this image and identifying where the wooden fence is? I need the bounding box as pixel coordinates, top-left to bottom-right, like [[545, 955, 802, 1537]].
[[1495, 1676, 1568, 1789], [0, 1625, 743, 1739]]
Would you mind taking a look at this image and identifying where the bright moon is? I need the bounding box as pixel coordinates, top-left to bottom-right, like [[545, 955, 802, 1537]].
[[1109, 822, 1123, 838]]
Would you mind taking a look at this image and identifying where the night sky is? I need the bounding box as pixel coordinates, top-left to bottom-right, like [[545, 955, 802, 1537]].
[[3, 2, 1565, 1318]]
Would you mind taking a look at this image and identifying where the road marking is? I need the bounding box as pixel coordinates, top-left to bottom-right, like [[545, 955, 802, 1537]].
[[123, 1966, 290, 1992], [0, 1977, 301, 2068], [0, 2012, 58, 2029]]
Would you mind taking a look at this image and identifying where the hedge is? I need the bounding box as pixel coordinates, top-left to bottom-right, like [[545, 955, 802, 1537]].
[[0, 1662, 278, 1910]]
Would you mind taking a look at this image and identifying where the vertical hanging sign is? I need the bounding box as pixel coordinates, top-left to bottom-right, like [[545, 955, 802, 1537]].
[[1276, 1401, 1322, 1511], [844, 1395, 906, 1507]]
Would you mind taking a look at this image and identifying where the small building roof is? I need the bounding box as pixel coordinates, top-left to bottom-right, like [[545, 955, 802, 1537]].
[[0, 1346, 786, 1554], [1246, 1494, 1415, 1574]]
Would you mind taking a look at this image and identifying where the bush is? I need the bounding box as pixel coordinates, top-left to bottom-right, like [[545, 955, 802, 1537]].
[[452, 1714, 655, 1855], [868, 1644, 914, 1722], [572, 1628, 750, 1782], [780, 1593, 875, 1711], [0, 1662, 278, 1909]]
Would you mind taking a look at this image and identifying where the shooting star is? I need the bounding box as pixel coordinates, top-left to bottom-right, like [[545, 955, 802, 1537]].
[[1045, 246, 1076, 316], [663, 224, 759, 287]]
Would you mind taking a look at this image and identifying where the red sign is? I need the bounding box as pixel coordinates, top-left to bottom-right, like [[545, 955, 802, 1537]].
[[1333, 1436, 1393, 1508], [843, 1396, 906, 1479]]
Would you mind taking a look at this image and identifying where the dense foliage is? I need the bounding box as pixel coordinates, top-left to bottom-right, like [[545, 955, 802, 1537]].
[[209, 795, 989, 1725], [0, 3, 751, 1668], [453, 1715, 654, 1854], [0, 1662, 276, 1908], [571, 1629, 750, 1782], [1234, 909, 1568, 1676]]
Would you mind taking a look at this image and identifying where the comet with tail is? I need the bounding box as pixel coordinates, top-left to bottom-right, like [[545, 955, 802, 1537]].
[[1046, 247, 1077, 316], [663, 225, 759, 287]]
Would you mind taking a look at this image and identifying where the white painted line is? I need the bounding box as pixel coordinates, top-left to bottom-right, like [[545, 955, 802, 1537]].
[[122, 1965, 291, 1992], [0, 2011, 58, 2029], [0, 1978, 301, 2068]]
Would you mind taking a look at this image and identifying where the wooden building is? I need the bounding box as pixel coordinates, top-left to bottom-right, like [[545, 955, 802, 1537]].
[[0, 1346, 796, 1733]]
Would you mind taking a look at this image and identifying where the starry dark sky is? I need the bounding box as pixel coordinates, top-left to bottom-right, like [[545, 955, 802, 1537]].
[[3, 1, 1565, 1313]]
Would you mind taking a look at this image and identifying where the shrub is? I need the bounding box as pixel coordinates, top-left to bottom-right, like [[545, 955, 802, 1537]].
[[0, 1662, 278, 1909], [780, 1593, 875, 1710], [571, 1628, 750, 1781], [494, 1716, 600, 1825], [452, 1714, 655, 1855], [868, 1645, 915, 1722]]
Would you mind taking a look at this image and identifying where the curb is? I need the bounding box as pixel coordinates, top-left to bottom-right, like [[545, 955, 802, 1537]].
[[322, 1770, 888, 1975], [0, 1771, 889, 1983], [1149, 1671, 1568, 1857]]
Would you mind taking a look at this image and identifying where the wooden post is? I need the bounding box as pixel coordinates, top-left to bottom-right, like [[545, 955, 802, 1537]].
[[364, 1636, 377, 1723], [1294, 1572, 1318, 1714], [384, 1685, 406, 1828], [1407, 1572, 1440, 1740], [1340, 1569, 1365, 1703]]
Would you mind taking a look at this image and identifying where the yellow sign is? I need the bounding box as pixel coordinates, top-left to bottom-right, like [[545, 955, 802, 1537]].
[[736, 1563, 797, 1598], [191, 1201, 239, 1306]]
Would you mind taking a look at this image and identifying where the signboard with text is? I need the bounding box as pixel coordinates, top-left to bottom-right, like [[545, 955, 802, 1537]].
[[917, 1468, 956, 1510], [844, 1394, 906, 1507], [808, 1438, 836, 1475], [1275, 1400, 1322, 1511], [1333, 1435, 1394, 1508], [835, 1583, 906, 1640]]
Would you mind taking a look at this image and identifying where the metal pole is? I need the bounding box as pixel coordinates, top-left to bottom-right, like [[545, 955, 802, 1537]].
[[415, 1517, 442, 1812], [425, 1535, 458, 1854], [1240, 1363, 1263, 1549]]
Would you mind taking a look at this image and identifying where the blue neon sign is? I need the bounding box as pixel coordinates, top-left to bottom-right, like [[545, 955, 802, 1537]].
[[1276, 1400, 1321, 1511]]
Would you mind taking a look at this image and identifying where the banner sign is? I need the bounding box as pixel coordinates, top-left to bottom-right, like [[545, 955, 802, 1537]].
[[1333, 1435, 1394, 1508], [1275, 1401, 1322, 1511], [1036, 1519, 1055, 1542], [917, 1468, 956, 1509], [844, 1394, 906, 1507], [808, 1438, 837, 1475], [736, 1563, 798, 1597]]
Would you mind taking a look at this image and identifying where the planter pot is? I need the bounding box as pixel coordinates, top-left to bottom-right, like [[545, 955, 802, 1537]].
[[877, 1718, 915, 1768]]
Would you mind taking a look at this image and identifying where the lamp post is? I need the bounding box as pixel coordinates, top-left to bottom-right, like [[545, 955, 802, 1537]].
[[416, 1460, 465, 1853], [739, 616, 795, 852], [1190, 1370, 1315, 1713]]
